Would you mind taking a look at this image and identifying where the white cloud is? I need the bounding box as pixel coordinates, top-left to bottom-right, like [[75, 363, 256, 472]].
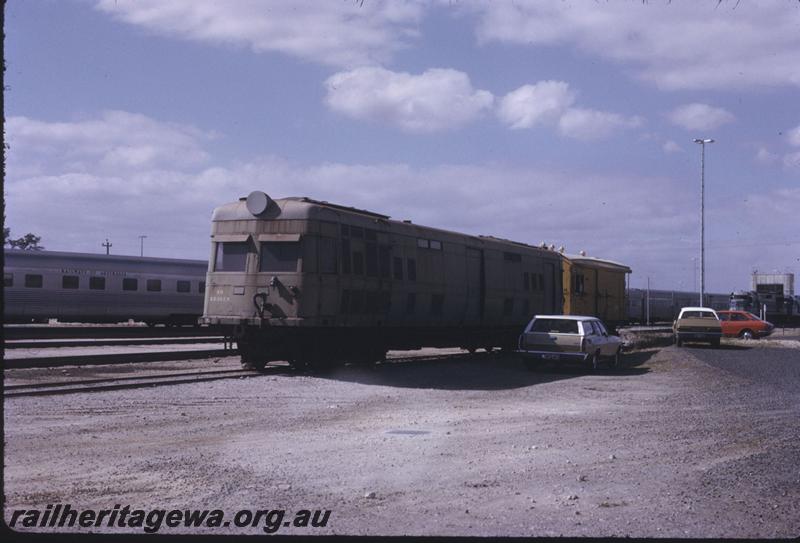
[[663, 140, 682, 154], [756, 147, 779, 164], [668, 103, 735, 131], [6, 111, 796, 290], [557, 108, 642, 141], [324, 67, 494, 133], [95, 0, 423, 68], [787, 124, 800, 147], [6, 111, 214, 172], [784, 150, 800, 171], [467, 1, 800, 91], [497, 81, 576, 129]]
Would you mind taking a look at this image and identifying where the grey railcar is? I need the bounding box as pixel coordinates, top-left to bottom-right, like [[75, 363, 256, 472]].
[[201, 192, 564, 370], [3, 249, 206, 324]]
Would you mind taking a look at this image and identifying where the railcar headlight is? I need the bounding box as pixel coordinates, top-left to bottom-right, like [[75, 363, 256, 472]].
[[246, 190, 273, 216]]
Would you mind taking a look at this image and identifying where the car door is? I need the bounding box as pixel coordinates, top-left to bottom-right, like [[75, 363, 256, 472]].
[[586, 320, 607, 355], [593, 320, 616, 356]]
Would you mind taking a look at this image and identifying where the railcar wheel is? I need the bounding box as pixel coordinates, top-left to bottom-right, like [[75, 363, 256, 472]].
[[484, 346, 493, 353], [467, 347, 477, 354]]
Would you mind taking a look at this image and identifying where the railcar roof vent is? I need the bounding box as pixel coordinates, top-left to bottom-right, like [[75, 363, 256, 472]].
[[246, 191, 273, 216]]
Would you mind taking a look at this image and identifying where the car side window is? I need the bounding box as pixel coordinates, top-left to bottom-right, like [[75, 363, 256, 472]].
[[718, 313, 730, 321], [595, 321, 608, 335]]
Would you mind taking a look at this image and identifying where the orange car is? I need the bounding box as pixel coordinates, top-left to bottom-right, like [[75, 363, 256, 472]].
[[716, 310, 774, 339]]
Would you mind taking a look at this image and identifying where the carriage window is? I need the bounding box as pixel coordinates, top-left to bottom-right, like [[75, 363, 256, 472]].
[[4, 273, 13, 287], [417, 238, 429, 249], [147, 279, 161, 292], [259, 241, 299, 272], [574, 273, 585, 294], [318, 238, 337, 274], [89, 277, 105, 290], [123, 278, 138, 291], [62, 275, 79, 289], [177, 280, 191, 293], [199, 281, 206, 294], [429, 240, 442, 250], [215, 242, 249, 272], [25, 274, 43, 288]]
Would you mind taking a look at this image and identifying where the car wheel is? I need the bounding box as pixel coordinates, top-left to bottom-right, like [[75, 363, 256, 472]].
[[591, 352, 600, 372], [740, 329, 754, 340]]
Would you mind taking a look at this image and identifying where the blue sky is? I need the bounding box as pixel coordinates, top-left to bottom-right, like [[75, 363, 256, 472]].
[[5, 0, 799, 293]]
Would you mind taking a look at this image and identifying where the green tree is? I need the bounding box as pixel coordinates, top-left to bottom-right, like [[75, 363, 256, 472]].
[[4, 230, 45, 250]]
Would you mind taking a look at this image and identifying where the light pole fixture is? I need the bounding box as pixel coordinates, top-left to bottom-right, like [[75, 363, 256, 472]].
[[693, 138, 714, 307], [139, 235, 148, 257]]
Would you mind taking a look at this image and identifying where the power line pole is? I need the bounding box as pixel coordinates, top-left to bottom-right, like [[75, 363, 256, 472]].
[[139, 235, 147, 257], [102, 238, 112, 255]]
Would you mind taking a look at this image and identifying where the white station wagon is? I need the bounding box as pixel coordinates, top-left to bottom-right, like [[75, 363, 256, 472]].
[[517, 315, 623, 371]]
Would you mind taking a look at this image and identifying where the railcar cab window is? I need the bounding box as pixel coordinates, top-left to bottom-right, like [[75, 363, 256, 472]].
[[89, 277, 105, 290], [146, 279, 161, 292], [4, 273, 13, 287], [214, 242, 249, 272], [123, 278, 138, 291], [259, 241, 300, 272], [177, 280, 191, 293], [25, 274, 43, 288], [62, 275, 79, 289]]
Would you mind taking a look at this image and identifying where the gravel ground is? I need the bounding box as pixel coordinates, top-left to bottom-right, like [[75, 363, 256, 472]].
[[4, 344, 799, 538]]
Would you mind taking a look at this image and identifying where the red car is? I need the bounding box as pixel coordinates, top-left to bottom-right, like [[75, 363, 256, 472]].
[[716, 310, 774, 339]]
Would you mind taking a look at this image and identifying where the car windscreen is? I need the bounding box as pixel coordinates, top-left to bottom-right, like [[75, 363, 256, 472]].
[[531, 318, 579, 334]]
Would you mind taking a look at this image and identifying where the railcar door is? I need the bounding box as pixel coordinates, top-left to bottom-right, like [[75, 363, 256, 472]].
[[464, 247, 484, 322]]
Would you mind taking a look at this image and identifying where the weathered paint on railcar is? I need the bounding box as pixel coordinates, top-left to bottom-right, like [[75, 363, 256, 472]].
[[202, 192, 566, 369], [562, 255, 631, 325]]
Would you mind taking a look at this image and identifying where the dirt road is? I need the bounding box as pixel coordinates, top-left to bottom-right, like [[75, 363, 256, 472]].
[[4, 345, 799, 537]]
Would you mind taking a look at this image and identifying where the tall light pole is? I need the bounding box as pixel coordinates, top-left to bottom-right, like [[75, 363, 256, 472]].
[[693, 138, 714, 306], [139, 235, 147, 257]]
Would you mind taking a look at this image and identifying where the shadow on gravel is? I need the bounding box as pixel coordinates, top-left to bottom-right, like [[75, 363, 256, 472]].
[[682, 343, 753, 351], [311, 352, 651, 391]]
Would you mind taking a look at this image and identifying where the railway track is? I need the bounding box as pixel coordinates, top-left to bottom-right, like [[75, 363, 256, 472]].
[[4, 367, 267, 398], [4, 351, 489, 397]]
